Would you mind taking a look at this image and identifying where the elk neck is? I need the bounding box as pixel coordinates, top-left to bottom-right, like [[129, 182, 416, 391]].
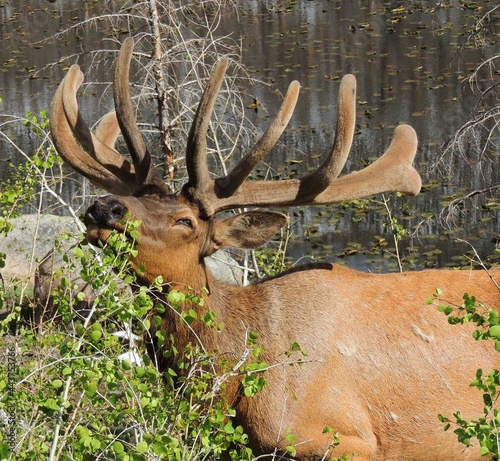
[[138, 257, 269, 390]]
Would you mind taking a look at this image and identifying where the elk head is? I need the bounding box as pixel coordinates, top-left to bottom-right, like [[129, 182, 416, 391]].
[[50, 38, 421, 290]]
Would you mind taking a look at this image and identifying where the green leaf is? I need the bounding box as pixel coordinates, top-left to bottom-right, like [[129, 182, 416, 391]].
[[168, 290, 185, 305], [489, 325, 500, 339], [40, 398, 60, 411], [480, 446, 491, 456], [183, 309, 197, 325], [136, 441, 148, 453], [113, 441, 125, 454], [86, 379, 98, 394], [130, 229, 141, 240], [90, 330, 102, 342], [489, 310, 499, 326]]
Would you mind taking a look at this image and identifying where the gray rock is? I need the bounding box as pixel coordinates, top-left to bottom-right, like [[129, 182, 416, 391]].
[[0, 214, 82, 285]]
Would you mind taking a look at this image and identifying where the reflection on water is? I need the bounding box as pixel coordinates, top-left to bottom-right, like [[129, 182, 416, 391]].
[[0, 1, 498, 270]]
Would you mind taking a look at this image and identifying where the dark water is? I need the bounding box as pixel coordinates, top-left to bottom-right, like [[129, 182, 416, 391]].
[[0, 1, 498, 271]]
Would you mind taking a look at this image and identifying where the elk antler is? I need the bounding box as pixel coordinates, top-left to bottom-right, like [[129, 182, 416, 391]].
[[50, 38, 168, 195], [51, 38, 421, 214], [182, 65, 421, 217]]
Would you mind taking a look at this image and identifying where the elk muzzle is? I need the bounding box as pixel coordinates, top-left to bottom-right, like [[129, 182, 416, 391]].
[[84, 196, 129, 244]]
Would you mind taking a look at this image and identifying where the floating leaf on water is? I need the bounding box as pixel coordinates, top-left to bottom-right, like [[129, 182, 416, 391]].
[[483, 201, 500, 210]]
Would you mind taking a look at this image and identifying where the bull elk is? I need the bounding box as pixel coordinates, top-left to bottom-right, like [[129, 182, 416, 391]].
[[50, 38, 500, 460]]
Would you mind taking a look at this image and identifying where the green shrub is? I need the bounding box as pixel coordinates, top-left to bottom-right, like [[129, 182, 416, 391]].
[[0, 220, 258, 460], [433, 289, 500, 460]]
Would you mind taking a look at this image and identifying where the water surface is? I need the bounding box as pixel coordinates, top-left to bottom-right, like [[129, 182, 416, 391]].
[[0, 1, 498, 271]]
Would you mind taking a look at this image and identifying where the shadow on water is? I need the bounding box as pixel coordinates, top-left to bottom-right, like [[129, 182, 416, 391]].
[[0, 0, 498, 271]]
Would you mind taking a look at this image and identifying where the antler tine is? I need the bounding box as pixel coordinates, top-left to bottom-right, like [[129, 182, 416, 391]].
[[50, 65, 136, 195], [216, 80, 301, 196], [94, 111, 121, 149], [185, 58, 230, 191], [321, 124, 421, 200], [294, 74, 356, 199], [114, 37, 163, 188]]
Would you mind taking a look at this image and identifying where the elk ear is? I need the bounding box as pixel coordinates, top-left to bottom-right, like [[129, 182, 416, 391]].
[[212, 211, 287, 250]]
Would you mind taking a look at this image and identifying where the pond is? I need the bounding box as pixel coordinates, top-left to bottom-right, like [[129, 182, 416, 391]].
[[0, 0, 498, 272]]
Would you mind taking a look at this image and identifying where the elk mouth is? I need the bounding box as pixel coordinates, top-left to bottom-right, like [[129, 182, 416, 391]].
[[84, 221, 115, 245]]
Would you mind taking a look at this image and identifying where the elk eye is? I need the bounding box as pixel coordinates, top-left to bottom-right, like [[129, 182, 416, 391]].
[[176, 217, 193, 228]]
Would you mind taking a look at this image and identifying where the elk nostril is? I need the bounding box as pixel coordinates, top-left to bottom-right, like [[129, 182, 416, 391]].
[[110, 202, 126, 218]]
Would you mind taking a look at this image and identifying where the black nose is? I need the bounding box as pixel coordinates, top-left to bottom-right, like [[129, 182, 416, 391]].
[[85, 197, 128, 226]]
